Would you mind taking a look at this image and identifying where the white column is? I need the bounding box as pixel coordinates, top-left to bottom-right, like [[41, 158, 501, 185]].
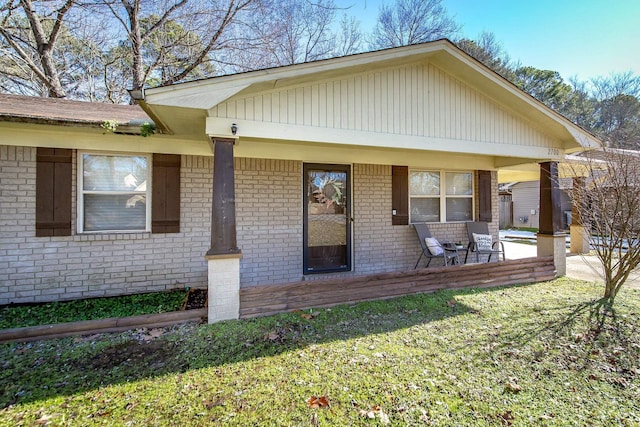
[[570, 225, 591, 254], [537, 234, 566, 277], [206, 253, 242, 323]]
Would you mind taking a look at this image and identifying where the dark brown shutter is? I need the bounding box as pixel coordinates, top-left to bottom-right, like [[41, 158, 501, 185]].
[[392, 165, 409, 225], [36, 148, 72, 237], [478, 170, 492, 222], [152, 154, 181, 233]]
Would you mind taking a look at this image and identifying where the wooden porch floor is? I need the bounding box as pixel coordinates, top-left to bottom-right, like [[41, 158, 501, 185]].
[[239, 256, 556, 318]]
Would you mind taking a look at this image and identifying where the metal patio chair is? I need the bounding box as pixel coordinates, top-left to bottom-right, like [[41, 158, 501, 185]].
[[413, 223, 459, 268], [464, 221, 505, 263]]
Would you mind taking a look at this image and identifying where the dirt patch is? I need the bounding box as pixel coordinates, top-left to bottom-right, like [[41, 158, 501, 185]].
[[84, 338, 184, 373], [183, 288, 207, 310]]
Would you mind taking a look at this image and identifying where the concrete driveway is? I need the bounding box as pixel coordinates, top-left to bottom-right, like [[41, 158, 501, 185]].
[[502, 240, 640, 287]]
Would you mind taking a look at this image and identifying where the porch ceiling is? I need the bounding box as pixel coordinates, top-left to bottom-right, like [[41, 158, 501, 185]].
[[497, 158, 597, 183]]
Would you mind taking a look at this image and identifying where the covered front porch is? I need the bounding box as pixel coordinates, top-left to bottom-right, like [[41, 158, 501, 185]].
[[133, 40, 600, 323]]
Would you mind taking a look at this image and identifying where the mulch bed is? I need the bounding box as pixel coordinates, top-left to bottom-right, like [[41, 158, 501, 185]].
[[183, 288, 207, 310]]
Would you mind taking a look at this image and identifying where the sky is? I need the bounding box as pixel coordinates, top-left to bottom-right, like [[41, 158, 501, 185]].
[[337, 0, 640, 83]]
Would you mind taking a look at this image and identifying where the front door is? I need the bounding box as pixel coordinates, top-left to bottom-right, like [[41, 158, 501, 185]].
[[303, 164, 351, 274]]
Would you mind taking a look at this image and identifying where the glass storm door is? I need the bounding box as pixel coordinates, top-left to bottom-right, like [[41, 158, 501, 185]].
[[303, 164, 351, 274]]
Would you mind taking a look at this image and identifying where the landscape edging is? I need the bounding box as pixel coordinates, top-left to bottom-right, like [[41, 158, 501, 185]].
[[0, 308, 208, 344]]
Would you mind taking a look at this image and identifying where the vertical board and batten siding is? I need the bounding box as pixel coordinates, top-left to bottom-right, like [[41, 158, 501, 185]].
[[210, 62, 557, 149]]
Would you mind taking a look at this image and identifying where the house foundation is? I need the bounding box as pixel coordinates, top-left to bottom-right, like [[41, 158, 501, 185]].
[[537, 233, 566, 276], [570, 225, 590, 254], [206, 254, 242, 323]]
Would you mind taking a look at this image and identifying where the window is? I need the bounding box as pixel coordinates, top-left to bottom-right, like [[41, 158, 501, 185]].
[[78, 152, 150, 233], [409, 170, 473, 223]]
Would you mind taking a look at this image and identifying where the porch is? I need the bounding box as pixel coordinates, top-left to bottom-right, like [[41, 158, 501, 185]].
[[239, 256, 556, 318]]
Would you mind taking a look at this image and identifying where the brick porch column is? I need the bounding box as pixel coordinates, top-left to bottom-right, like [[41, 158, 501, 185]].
[[537, 161, 566, 276], [206, 137, 242, 323], [569, 176, 590, 254]]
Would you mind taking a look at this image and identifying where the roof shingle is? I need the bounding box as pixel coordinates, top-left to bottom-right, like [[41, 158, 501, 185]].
[[0, 93, 149, 126]]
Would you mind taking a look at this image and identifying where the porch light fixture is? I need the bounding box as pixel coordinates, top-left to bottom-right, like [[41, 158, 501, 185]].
[[231, 123, 238, 135]]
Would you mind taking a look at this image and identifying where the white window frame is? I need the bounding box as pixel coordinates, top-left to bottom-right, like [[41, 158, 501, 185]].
[[77, 151, 152, 233], [409, 169, 474, 223]]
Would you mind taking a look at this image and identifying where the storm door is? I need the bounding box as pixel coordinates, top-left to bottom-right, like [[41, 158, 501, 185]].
[[303, 164, 351, 274]]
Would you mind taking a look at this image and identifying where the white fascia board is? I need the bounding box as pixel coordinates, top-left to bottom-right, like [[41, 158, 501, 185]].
[[144, 83, 251, 110], [207, 117, 564, 161], [564, 126, 602, 151]]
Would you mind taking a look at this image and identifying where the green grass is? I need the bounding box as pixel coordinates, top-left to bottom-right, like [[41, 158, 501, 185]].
[[0, 290, 187, 329], [506, 227, 539, 233], [1, 278, 639, 426]]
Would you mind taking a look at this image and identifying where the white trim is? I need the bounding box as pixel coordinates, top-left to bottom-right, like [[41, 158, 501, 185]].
[[77, 151, 152, 234], [206, 117, 564, 159]]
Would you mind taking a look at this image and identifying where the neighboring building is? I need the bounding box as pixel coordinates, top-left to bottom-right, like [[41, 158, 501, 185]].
[[0, 40, 600, 321], [502, 179, 572, 230]]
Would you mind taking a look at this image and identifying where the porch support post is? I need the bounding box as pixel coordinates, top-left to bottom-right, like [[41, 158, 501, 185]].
[[569, 176, 590, 254], [206, 137, 241, 323], [537, 161, 566, 276]]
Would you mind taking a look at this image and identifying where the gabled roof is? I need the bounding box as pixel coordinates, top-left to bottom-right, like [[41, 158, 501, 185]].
[[0, 93, 150, 128], [135, 39, 601, 153]]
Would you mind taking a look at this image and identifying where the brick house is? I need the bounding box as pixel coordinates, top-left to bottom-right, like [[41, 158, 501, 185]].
[[0, 40, 599, 322]]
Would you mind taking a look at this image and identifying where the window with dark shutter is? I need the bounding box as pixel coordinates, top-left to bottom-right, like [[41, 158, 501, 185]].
[[478, 170, 492, 222], [152, 154, 180, 233], [36, 148, 72, 237], [392, 165, 409, 225]]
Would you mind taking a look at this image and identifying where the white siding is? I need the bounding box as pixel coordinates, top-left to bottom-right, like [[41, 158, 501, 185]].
[[210, 62, 556, 149]]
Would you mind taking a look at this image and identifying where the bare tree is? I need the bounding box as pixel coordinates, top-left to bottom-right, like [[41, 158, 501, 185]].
[[570, 147, 640, 304], [370, 0, 460, 49], [98, 0, 253, 93], [455, 31, 513, 78], [589, 72, 640, 149], [231, 0, 339, 69], [334, 13, 363, 57], [0, 0, 76, 97], [564, 77, 596, 131]]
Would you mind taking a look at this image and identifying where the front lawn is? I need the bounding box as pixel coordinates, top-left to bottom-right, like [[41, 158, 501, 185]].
[[1, 278, 639, 426]]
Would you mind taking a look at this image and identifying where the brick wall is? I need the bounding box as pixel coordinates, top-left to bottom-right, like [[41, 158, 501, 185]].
[[0, 145, 497, 304], [0, 147, 212, 304], [235, 158, 302, 285]]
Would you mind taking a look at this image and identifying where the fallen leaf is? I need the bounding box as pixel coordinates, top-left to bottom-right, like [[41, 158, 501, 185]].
[[307, 395, 329, 408], [203, 398, 224, 409], [447, 299, 457, 308], [359, 405, 389, 424], [35, 414, 52, 425], [300, 313, 313, 320], [498, 410, 515, 425], [504, 380, 521, 393], [148, 328, 164, 338], [265, 331, 280, 341], [310, 412, 319, 427]]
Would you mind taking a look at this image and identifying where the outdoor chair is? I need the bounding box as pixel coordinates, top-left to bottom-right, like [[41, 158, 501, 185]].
[[464, 221, 505, 263], [413, 223, 460, 268]]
